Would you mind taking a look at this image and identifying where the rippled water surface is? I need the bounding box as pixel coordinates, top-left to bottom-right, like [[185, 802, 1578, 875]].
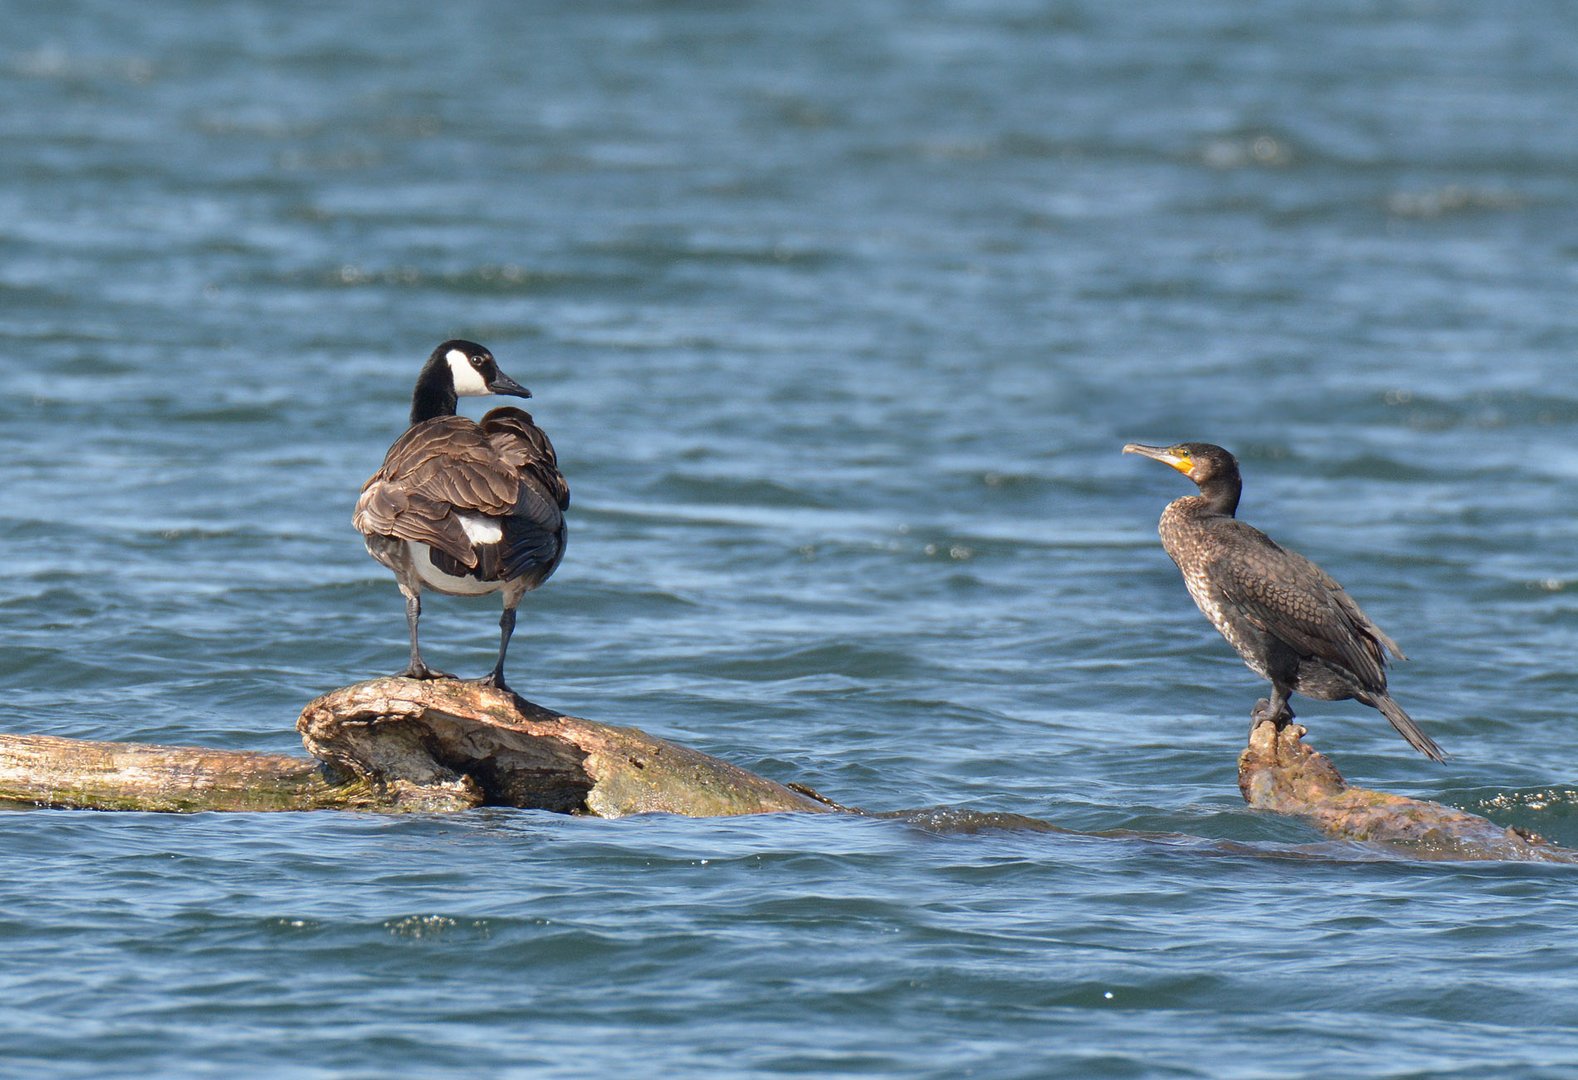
[[5, 1, 1578, 1075]]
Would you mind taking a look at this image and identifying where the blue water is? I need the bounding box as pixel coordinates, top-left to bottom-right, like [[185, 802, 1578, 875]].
[[5, 1, 1578, 1075]]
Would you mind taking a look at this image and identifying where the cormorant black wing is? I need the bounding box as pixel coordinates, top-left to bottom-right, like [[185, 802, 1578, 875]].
[[1202, 520, 1395, 693]]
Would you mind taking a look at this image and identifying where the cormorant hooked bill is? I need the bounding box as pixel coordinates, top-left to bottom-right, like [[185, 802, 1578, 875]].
[[1122, 441, 1445, 762], [354, 340, 570, 693]]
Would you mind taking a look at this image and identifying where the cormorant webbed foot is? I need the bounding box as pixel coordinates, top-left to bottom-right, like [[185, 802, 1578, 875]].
[[1250, 697, 1295, 733]]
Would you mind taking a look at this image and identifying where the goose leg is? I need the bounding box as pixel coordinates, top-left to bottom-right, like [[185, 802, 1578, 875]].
[[396, 593, 454, 681], [476, 605, 517, 692]]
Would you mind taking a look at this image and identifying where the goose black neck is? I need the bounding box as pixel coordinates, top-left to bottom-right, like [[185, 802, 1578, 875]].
[[409, 357, 457, 425]]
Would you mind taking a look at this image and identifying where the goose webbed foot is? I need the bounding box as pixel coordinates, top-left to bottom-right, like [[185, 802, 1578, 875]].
[[396, 662, 457, 681], [472, 670, 512, 694]]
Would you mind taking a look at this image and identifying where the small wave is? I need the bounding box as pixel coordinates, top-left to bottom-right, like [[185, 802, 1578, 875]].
[[1201, 132, 1298, 169], [1386, 186, 1525, 219], [887, 805, 1072, 836], [384, 914, 493, 941]]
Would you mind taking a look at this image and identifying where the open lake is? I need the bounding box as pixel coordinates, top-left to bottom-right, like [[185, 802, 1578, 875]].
[[4, 1, 1578, 1075]]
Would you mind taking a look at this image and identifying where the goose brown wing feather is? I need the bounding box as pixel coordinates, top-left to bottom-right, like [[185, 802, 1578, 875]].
[[1203, 521, 1393, 692], [376, 416, 521, 515], [352, 484, 475, 566], [353, 416, 525, 568], [482, 408, 571, 511], [480, 409, 570, 582]]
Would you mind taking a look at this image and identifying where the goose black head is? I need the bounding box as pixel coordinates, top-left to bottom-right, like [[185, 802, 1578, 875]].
[[411, 339, 531, 424], [436, 339, 531, 399]]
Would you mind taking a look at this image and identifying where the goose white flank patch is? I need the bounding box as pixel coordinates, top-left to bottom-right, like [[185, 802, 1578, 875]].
[[353, 338, 570, 693]]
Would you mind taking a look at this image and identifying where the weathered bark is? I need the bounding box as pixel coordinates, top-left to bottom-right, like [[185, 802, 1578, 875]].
[[0, 678, 831, 817], [296, 678, 833, 817], [1239, 721, 1577, 863], [0, 734, 378, 812]]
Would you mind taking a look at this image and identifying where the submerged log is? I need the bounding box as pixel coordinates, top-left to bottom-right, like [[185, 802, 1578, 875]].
[[1, 679, 1574, 866], [1238, 721, 1578, 863], [0, 678, 831, 817]]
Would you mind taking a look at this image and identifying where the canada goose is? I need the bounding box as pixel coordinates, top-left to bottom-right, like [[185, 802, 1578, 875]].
[[354, 340, 569, 693]]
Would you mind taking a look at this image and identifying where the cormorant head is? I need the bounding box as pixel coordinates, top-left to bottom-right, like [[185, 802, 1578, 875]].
[[1122, 441, 1242, 514]]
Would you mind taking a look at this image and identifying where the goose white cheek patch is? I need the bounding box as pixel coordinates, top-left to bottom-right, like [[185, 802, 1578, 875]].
[[447, 349, 490, 396]]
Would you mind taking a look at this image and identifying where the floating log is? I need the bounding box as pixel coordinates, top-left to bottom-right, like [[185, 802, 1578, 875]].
[[0, 678, 830, 817], [297, 678, 833, 817], [0, 733, 378, 813], [1, 679, 1573, 865], [1238, 720, 1577, 863]]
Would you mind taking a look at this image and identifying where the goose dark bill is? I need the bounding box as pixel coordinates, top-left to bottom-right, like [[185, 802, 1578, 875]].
[[487, 371, 531, 398]]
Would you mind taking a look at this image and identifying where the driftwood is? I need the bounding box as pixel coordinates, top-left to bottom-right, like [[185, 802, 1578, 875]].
[[0, 678, 1573, 864], [0, 735, 380, 813], [0, 678, 830, 818], [1239, 721, 1577, 863], [299, 679, 833, 817]]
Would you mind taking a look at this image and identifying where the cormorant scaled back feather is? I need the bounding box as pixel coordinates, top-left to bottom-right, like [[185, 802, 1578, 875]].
[[1123, 441, 1446, 763]]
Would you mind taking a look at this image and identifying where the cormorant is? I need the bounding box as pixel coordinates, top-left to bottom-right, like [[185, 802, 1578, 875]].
[[1122, 441, 1445, 762], [354, 340, 569, 693]]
